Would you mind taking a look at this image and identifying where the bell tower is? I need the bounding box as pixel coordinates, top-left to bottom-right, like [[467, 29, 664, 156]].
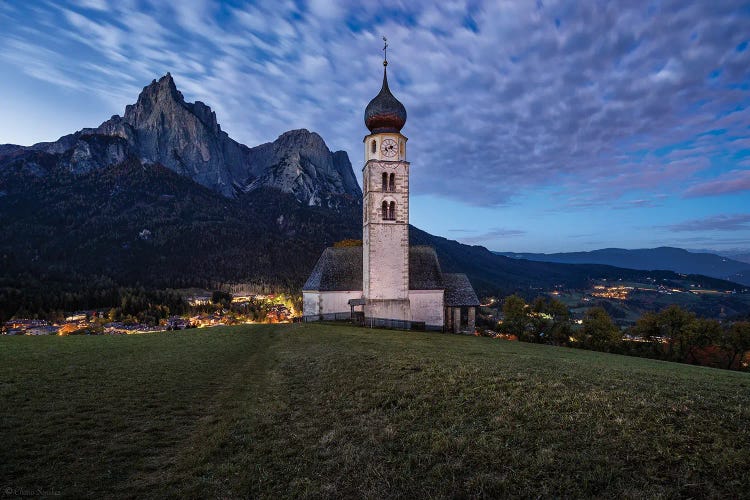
[[362, 40, 411, 321]]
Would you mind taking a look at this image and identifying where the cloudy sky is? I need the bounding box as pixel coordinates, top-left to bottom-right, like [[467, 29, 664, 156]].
[[1, 0, 749, 254]]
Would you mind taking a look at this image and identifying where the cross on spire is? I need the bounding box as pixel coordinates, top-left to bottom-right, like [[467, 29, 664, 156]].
[[382, 36, 388, 66]]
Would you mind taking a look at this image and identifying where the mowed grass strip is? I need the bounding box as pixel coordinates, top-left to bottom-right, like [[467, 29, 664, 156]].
[[1, 324, 749, 498]]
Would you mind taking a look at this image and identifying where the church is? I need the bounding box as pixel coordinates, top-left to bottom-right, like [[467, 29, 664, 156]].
[[302, 50, 479, 333]]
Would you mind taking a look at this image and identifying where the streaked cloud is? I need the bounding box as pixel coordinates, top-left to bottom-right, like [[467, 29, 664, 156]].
[[0, 0, 748, 252], [684, 170, 750, 197], [662, 214, 750, 232], [1, 0, 747, 206], [457, 227, 528, 245]]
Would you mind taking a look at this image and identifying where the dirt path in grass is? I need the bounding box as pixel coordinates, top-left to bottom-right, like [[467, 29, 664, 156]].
[[115, 327, 284, 497]]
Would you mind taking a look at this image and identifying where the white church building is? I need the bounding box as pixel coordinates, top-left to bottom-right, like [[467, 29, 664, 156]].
[[302, 51, 479, 332]]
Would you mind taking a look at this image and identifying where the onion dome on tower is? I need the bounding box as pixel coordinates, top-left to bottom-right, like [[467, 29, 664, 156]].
[[364, 47, 407, 133]]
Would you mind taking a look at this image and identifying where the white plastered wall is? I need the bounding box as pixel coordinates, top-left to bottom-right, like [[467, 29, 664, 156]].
[[302, 291, 320, 317], [409, 290, 445, 327], [319, 290, 363, 314]]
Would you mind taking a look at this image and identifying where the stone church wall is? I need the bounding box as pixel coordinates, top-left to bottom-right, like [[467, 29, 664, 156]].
[[365, 222, 409, 299]]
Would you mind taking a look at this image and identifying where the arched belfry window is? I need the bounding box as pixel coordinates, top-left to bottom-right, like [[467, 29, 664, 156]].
[[371, 140, 376, 154], [381, 199, 397, 221], [381, 172, 396, 192]]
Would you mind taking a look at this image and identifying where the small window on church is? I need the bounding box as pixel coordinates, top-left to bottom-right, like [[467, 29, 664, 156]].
[[389, 201, 396, 220], [389, 173, 395, 191], [371, 140, 376, 154], [382, 200, 389, 220], [382, 172, 388, 191]]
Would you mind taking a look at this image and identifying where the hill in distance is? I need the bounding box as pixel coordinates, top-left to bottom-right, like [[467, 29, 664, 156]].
[[699, 249, 750, 265], [415, 230, 742, 295], [496, 247, 750, 286]]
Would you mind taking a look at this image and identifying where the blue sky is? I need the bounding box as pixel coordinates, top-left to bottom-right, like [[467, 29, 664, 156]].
[[1, 0, 749, 254]]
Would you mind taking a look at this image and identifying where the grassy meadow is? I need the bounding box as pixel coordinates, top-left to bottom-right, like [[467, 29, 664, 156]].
[[2, 323, 749, 498]]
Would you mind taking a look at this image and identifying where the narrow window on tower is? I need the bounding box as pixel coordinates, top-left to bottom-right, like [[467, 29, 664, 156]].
[[382, 172, 388, 191], [382, 200, 389, 220], [400, 141, 404, 157], [389, 173, 395, 191], [371, 140, 376, 154], [389, 201, 396, 220]]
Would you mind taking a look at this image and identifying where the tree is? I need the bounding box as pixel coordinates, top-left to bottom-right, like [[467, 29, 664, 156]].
[[211, 290, 233, 308], [546, 298, 572, 346], [631, 311, 659, 341], [632, 305, 698, 361], [523, 297, 550, 343], [720, 322, 750, 370], [524, 297, 571, 344], [333, 239, 362, 247], [550, 320, 573, 347], [658, 305, 697, 361], [501, 295, 528, 338], [580, 307, 621, 352], [684, 317, 722, 364]]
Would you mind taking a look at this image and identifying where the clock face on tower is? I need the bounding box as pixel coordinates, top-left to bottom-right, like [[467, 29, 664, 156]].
[[380, 138, 398, 157]]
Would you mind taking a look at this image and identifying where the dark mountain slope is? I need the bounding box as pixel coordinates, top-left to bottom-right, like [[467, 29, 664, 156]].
[[0, 157, 360, 293]]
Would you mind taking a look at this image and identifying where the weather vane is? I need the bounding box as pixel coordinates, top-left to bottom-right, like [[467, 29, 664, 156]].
[[382, 36, 388, 66]]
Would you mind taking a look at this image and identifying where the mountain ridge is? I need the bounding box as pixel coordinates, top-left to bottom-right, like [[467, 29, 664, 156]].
[[495, 247, 750, 286], [0, 73, 361, 208]]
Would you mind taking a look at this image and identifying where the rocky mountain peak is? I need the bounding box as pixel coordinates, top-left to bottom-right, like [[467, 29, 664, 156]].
[[273, 129, 333, 166], [276, 128, 325, 147], [124, 73, 183, 125], [186, 101, 220, 134], [0, 73, 362, 206], [241, 128, 361, 207]]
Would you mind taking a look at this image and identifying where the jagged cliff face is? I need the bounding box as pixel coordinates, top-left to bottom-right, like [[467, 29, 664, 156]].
[[243, 130, 361, 207], [0, 73, 361, 207], [95, 75, 243, 195]]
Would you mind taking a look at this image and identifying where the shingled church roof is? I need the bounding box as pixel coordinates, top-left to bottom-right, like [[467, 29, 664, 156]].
[[302, 245, 446, 291], [302, 246, 362, 291], [408, 246, 444, 290], [443, 273, 480, 306]]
